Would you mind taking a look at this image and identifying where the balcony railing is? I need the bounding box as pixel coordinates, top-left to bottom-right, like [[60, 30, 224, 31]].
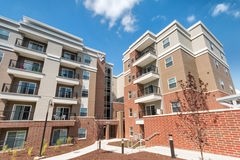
[[135, 47, 156, 60], [56, 90, 78, 99], [15, 38, 46, 54], [136, 65, 158, 78], [9, 59, 43, 73], [1, 83, 38, 95], [61, 55, 81, 63], [58, 72, 79, 79], [0, 110, 34, 121], [137, 85, 160, 97], [52, 112, 76, 120]]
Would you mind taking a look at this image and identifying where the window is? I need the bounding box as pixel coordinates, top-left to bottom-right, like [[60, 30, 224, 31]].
[[129, 108, 133, 117], [83, 54, 91, 64], [127, 60, 131, 68], [171, 101, 180, 112], [165, 56, 173, 68], [225, 68, 228, 76], [60, 68, 75, 78], [83, 70, 90, 80], [23, 60, 41, 72], [128, 75, 131, 83], [78, 128, 87, 139], [129, 127, 134, 136], [82, 89, 89, 97], [58, 87, 73, 98], [215, 60, 219, 69], [0, 51, 3, 63], [0, 28, 9, 40], [80, 106, 88, 116], [17, 81, 37, 95], [11, 105, 31, 120], [51, 128, 68, 145], [219, 80, 224, 90], [163, 38, 170, 48], [28, 41, 44, 52], [210, 41, 214, 51], [145, 105, 156, 116], [128, 91, 132, 99], [63, 51, 77, 61], [54, 107, 70, 120], [168, 77, 177, 89], [4, 130, 26, 149]]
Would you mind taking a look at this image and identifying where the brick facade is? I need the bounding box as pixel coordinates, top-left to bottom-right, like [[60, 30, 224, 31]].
[[144, 109, 240, 158]]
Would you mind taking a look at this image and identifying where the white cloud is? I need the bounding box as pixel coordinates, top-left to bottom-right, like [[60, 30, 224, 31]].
[[82, 0, 140, 32], [121, 14, 136, 32], [212, 3, 230, 16], [151, 15, 166, 21], [233, 11, 240, 18], [186, 15, 196, 23]]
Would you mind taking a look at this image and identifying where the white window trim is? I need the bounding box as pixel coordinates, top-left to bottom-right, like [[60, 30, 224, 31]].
[[163, 37, 170, 48], [0, 51, 4, 64], [171, 101, 180, 113], [145, 104, 156, 116], [17, 81, 37, 94], [82, 70, 90, 80], [78, 128, 87, 139], [4, 130, 27, 149], [28, 40, 45, 52], [168, 77, 177, 90], [10, 104, 32, 120], [165, 56, 173, 68], [80, 105, 88, 116], [51, 128, 68, 145]]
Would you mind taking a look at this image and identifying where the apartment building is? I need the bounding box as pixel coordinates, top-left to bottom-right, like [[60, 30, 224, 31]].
[[0, 16, 122, 151], [123, 20, 235, 139]]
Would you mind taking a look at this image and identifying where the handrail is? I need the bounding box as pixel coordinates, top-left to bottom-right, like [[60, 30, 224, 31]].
[[144, 132, 160, 141], [137, 85, 160, 97], [1, 83, 38, 95], [9, 59, 43, 73], [15, 38, 46, 54], [136, 65, 158, 78]]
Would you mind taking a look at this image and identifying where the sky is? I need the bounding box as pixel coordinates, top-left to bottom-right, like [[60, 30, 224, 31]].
[[0, 0, 240, 90]]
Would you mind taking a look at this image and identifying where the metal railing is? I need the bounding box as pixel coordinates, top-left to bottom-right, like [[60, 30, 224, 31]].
[[52, 112, 76, 120], [1, 83, 38, 95], [15, 38, 46, 54], [136, 65, 158, 78], [58, 72, 79, 79], [135, 47, 156, 60], [137, 85, 160, 97], [56, 90, 78, 99], [8, 59, 43, 73], [0, 110, 34, 120], [61, 54, 81, 63]]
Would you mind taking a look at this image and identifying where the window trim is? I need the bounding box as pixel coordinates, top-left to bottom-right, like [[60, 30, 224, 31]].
[[78, 128, 87, 139], [168, 77, 177, 89], [0, 28, 10, 40], [81, 88, 89, 97], [51, 128, 68, 145], [58, 86, 73, 98], [28, 40, 45, 52], [17, 81, 37, 95], [129, 108, 133, 117], [165, 56, 173, 68], [80, 105, 88, 116], [171, 101, 181, 113], [83, 54, 91, 64], [10, 104, 32, 120], [145, 105, 156, 116], [4, 130, 27, 149], [163, 37, 170, 48], [128, 91, 132, 99], [82, 70, 90, 80]]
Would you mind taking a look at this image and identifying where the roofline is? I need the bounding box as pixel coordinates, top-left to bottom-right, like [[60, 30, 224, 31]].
[[113, 72, 123, 78], [84, 46, 105, 55], [0, 16, 19, 26], [187, 20, 223, 47], [122, 30, 155, 56], [22, 16, 83, 43]]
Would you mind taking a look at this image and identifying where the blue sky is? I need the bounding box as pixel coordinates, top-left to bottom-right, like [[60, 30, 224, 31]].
[[1, 0, 240, 90]]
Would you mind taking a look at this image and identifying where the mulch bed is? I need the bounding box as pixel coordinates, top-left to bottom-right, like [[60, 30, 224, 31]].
[[72, 149, 183, 160], [0, 140, 94, 160]]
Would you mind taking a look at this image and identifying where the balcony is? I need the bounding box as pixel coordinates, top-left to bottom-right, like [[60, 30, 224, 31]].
[[53, 90, 78, 105], [56, 73, 79, 86], [0, 83, 40, 102], [135, 85, 161, 103], [60, 54, 81, 68], [133, 48, 157, 67], [0, 110, 34, 121], [134, 66, 159, 84], [52, 112, 76, 121], [7, 59, 44, 80], [14, 38, 46, 60]]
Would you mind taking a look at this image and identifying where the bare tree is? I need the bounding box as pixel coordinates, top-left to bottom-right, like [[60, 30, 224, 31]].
[[94, 113, 106, 150], [176, 72, 218, 160]]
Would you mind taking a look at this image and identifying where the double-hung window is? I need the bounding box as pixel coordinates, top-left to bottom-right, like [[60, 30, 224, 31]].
[[82, 70, 90, 80], [163, 38, 170, 48], [80, 104, 88, 116], [165, 57, 173, 68], [171, 101, 180, 112], [78, 128, 87, 139], [83, 54, 91, 64], [0, 28, 9, 40], [168, 77, 177, 89], [4, 130, 26, 149]]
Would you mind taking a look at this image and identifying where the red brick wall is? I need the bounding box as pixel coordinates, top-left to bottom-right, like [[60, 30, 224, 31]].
[[144, 109, 240, 158], [112, 102, 124, 119]]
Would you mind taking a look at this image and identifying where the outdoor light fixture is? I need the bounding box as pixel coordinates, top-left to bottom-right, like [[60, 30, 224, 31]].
[[169, 134, 176, 158], [121, 138, 124, 154]]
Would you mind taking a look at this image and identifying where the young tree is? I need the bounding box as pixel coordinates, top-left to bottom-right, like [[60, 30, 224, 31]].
[[175, 72, 218, 160]]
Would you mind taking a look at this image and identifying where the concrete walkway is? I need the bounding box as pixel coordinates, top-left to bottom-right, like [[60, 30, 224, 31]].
[[43, 139, 240, 160]]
